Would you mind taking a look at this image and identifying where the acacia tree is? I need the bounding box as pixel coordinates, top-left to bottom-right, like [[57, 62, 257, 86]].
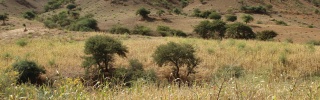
[[136, 7, 151, 19], [194, 20, 226, 39], [0, 13, 8, 25], [242, 14, 254, 24], [153, 42, 201, 79], [225, 22, 256, 39], [83, 35, 128, 78]]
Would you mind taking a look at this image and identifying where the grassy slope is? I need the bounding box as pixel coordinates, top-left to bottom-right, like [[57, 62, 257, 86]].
[[1, 33, 320, 99]]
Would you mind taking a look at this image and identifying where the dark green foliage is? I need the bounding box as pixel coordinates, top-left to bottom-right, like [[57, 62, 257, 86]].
[[274, 20, 288, 26], [200, 10, 212, 18], [241, 6, 267, 14], [109, 25, 130, 34], [83, 35, 128, 79], [214, 65, 245, 79], [12, 60, 46, 84], [241, 14, 254, 24], [225, 14, 237, 22], [68, 18, 99, 32], [208, 12, 221, 20], [173, 8, 182, 15], [136, 7, 151, 19], [193, 20, 226, 39], [22, 11, 36, 20], [256, 30, 278, 41], [153, 42, 200, 79], [157, 10, 165, 17], [156, 25, 187, 37], [132, 25, 151, 36], [44, 11, 98, 31], [225, 22, 256, 39], [0, 13, 8, 25], [66, 4, 76, 10], [44, 0, 75, 12]]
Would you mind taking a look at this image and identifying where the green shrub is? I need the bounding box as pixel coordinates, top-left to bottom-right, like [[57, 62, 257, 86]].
[[157, 26, 187, 37], [180, 0, 189, 8], [66, 4, 76, 10], [199, 10, 212, 18], [193, 8, 201, 17], [241, 14, 254, 24], [225, 22, 255, 39], [16, 39, 28, 47], [132, 25, 151, 35], [274, 20, 288, 26], [173, 8, 182, 15], [0, 13, 8, 25], [256, 30, 278, 41], [136, 7, 150, 19], [12, 60, 46, 84], [225, 14, 237, 22], [68, 18, 99, 32], [109, 25, 130, 34], [22, 11, 36, 20], [44, 0, 75, 12], [208, 12, 221, 20], [241, 5, 267, 14]]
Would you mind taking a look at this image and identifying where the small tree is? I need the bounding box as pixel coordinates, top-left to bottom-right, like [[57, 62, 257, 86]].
[[0, 13, 8, 25], [256, 30, 278, 41], [225, 14, 237, 22], [194, 20, 213, 39], [12, 60, 46, 84], [241, 14, 254, 24], [83, 35, 128, 79], [136, 7, 151, 19], [194, 20, 226, 39], [153, 42, 200, 79], [225, 22, 256, 39]]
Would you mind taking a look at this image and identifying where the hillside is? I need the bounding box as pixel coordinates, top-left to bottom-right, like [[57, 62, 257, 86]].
[[1, 0, 320, 43]]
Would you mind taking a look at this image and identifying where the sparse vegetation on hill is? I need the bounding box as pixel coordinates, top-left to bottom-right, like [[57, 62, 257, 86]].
[[44, 0, 75, 12], [0, 13, 8, 25], [22, 11, 36, 20]]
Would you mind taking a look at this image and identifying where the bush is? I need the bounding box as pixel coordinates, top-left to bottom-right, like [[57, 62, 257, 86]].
[[193, 8, 201, 17], [23, 11, 36, 20], [241, 14, 254, 24], [156, 26, 187, 37], [66, 4, 76, 10], [44, 0, 75, 12], [68, 18, 99, 32], [208, 12, 221, 20], [173, 8, 182, 15], [199, 10, 212, 18], [256, 30, 278, 41], [0, 13, 8, 25], [225, 22, 255, 39], [132, 25, 151, 35], [16, 39, 28, 47], [136, 7, 150, 19], [109, 25, 130, 34], [225, 14, 237, 22], [153, 42, 201, 79], [83, 35, 128, 80], [12, 60, 46, 84], [274, 20, 288, 26], [241, 5, 267, 14]]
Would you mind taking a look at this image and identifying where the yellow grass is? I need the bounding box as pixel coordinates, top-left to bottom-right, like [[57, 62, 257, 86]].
[[1, 32, 320, 99]]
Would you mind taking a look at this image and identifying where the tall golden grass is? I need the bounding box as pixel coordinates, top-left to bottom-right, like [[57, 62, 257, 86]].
[[1, 32, 320, 99]]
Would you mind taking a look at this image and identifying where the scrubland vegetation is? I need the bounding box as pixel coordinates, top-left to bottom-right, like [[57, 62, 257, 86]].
[[2, 0, 320, 99], [1, 33, 320, 99]]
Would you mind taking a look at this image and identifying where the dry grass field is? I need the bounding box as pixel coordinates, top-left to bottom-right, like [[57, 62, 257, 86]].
[[1, 32, 320, 99]]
